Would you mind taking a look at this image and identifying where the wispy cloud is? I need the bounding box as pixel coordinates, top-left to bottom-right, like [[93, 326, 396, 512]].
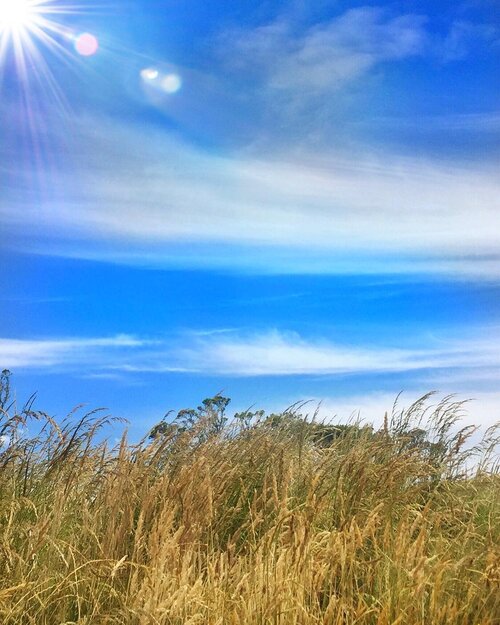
[[4, 329, 498, 382], [2, 115, 499, 277], [217, 7, 496, 99], [162, 330, 500, 377], [218, 7, 428, 93], [356, 111, 500, 133], [0, 335, 148, 370], [441, 19, 498, 61]]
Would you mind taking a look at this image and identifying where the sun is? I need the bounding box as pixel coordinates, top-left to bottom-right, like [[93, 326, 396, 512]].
[[0, 0, 37, 32], [0, 0, 99, 90], [0, 0, 52, 47], [0, 1, 66, 72], [0, 0, 31, 30], [0, 0, 99, 144]]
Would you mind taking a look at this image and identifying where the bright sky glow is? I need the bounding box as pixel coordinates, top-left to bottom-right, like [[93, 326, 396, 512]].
[[0, 0, 34, 31]]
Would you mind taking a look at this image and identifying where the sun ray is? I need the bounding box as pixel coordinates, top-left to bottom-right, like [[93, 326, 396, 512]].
[[0, 0, 101, 159], [0, 0, 89, 74]]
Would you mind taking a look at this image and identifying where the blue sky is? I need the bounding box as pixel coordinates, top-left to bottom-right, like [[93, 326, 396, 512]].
[[1, 0, 499, 438]]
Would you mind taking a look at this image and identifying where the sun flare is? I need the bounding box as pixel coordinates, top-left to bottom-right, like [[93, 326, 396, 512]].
[[0, 0, 56, 47], [0, 0, 35, 32], [0, 0, 99, 144], [0, 0, 97, 80]]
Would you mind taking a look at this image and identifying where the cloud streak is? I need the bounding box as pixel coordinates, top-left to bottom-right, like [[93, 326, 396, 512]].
[[2, 115, 499, 277], [217, 7, 496, 97], [162, 330, 500, 377], [218, 7, 428, 93], [3, 329, 499, 381], [0, 335, 148, 370]]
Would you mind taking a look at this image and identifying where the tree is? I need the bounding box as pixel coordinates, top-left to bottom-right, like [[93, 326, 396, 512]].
[[149, 394, 231, 440], [196, 394, 231, 434]]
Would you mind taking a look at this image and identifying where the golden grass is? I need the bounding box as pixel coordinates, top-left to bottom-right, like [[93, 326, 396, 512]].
[[0, 393, 499, 624]]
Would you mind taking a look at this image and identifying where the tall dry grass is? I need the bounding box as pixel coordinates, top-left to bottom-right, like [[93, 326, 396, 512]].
[[0, 388, 499, 624]]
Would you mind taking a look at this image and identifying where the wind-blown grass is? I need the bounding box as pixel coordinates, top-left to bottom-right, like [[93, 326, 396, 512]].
[[0, 388, 498, 624]]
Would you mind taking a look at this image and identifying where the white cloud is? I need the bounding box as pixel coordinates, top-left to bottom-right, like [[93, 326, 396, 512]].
[[218, 8, 497, 97], [0, 335, 148, 370], [285, 390, 500, 432], [0, 330, 493, 376], [2, 115, 499, 277], [358, 111, 500, 133], [219, 8, 428, 93], [163, 330, 500, 377]]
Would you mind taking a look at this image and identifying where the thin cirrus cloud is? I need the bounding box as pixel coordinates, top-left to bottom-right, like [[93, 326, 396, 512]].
[[2, 115, 499, 277], [161, 330, 500, 377], [216, 7, 496, 95], [0, 335, 149, 370], [354, 112, 500, 137], [2, 330, 499, 381], [217, 7, 428, 93]]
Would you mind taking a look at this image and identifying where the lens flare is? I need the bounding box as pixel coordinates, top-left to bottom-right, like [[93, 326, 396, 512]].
[[140, 67, 159, 81], [141, 67, 182, 95], [161, 73, 181, 93], [74, 32, 98, 56]]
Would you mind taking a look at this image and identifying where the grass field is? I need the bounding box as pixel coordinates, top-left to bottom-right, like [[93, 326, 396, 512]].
[[0, 380, 499, 624]]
